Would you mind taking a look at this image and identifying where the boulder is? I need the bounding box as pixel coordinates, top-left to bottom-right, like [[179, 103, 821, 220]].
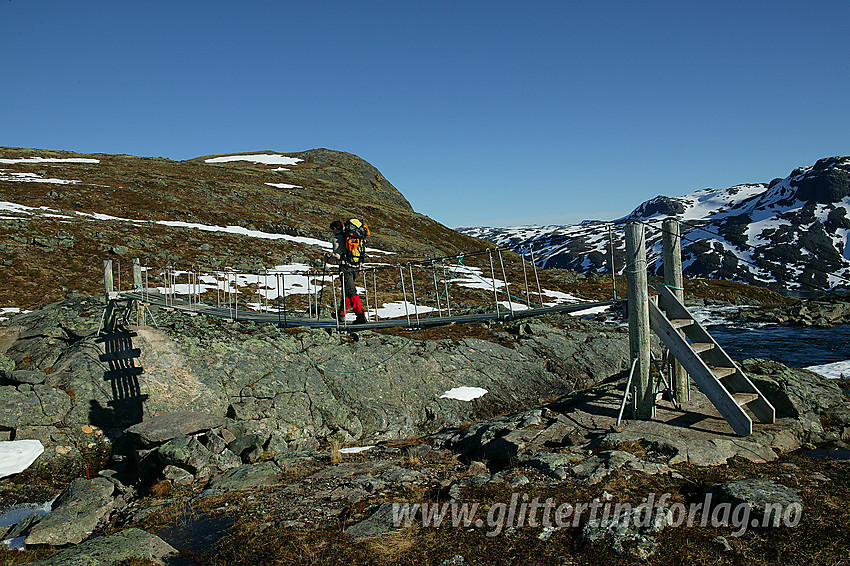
[[582, 503, 673, 559], [344, 502, 398, 540], [207, 461, 284, 491], [125, 411, 227, 446], [27, 527, 179, 565], [706, 478, 804, 526], [157, 434, 213, 473], [25, 477, 115, 546]]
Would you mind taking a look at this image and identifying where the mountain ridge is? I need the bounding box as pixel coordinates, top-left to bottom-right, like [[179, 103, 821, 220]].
[[0, 146, 484, 310], [459, 156, 850, 293]]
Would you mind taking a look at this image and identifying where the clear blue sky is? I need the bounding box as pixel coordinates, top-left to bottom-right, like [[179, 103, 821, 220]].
[[2, 1, 848, 228]]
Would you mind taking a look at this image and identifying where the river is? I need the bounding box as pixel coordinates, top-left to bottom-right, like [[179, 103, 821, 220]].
[[690, 307, 850, 379]]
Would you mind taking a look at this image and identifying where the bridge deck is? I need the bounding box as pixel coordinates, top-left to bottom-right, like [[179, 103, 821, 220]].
[[119, 291, 620, 330]]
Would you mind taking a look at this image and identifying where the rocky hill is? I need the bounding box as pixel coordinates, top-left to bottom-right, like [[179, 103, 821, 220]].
[[0, 147, 485, 311], [459, 156, 850, 293]]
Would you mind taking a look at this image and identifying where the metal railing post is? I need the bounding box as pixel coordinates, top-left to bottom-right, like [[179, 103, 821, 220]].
[[497, 248, 514, 318], [488, 249, 501, 317]]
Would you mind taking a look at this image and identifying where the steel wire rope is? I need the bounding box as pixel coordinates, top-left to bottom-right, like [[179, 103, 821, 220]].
[[238, 257, 467, 375]]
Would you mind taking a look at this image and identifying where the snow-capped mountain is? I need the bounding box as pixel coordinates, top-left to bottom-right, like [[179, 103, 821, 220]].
[[459, 156, 850, 292]]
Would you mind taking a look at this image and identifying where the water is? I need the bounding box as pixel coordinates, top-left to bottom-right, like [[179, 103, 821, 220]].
[[706, 323, 850, 369]]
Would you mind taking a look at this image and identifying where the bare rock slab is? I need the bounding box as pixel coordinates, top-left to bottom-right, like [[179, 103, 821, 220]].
[[125, 411, 227, 446], [207, 461, 283, 491], [25, 477, 115, 546], [27, 527, 180, 565], [707, 478, 804, 526], [345, 502, 398, 540]]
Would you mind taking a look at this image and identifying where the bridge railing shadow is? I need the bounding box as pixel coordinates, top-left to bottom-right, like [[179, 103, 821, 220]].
[[90, 326, 147, 428]]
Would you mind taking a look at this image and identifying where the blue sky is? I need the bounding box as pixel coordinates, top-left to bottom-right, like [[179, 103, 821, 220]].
[[2, 1, 849, 228]]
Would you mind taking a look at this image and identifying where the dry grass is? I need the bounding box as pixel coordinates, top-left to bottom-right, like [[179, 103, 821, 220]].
[[148, 480, 173, 498], [183, 448, 850, 566]]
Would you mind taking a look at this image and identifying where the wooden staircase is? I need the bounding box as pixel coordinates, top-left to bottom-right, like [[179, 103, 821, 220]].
[[648, 285, 775, 436]]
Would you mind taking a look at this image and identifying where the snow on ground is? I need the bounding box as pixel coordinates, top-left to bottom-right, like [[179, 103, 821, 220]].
[[265, 182, 303, 189], [569, 304, 611, 317], [0, 307, 30, 322], [498, 301, 531, 312], [205, 154, 303, 166], [439, 386, 488, 401], [0, 157, 99, 164], [0, 199, 401, 253], [806, 360, 850, 380], [338, 446, 375, 454], [0, 440, 44, 479], [0, 171, 80, 184]]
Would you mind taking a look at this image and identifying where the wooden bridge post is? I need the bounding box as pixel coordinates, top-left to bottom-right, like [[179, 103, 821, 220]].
[[625, 223, 654, 419], [663, 219, 689, 403], [132, 257, 145, 326], [103, 259, 114, 302]]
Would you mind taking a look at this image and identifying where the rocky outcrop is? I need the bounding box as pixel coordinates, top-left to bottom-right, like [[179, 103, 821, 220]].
[[734, 292, 850, 327], [443, 358, 850, 469], [0, 296, 629, 463], [25, 477, 116, 546], [27, 527, 179, 565], [706, 478, 803, 527]]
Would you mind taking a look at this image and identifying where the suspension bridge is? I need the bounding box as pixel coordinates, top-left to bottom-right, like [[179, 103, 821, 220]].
[[107, 246, 621, 331], [98, 220, 777, 436]]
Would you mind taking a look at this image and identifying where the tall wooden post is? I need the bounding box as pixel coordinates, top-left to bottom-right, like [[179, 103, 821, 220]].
[[103, 259, 114, 303], [102, 259, 117, 333], [625, 223, 654, 419], [663, 219, 689, 402], [132, 257, 145, 326]]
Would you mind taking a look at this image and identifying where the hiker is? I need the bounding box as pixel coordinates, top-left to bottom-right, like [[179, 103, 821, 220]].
[[327, 219, 368, 324]]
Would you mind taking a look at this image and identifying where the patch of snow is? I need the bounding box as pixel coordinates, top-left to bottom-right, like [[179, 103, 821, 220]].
[[806, 360, 850, 380], [0, 440, 44, 479], [265, 182, 303, 189], [439, 386, 488, 401], [0, 307, 30, 322], [498, 301, 531, 311], [568, 304, 611, 316], [0, 199, 398, 255], [373, 301, 436, 319], [338, 446, 375, 454], [205, 154, 303, 166], [0, 171, 79, 184], [0, 157, 99, 164]]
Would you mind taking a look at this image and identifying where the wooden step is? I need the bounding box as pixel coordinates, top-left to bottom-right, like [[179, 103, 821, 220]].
[[732, 392, 759, 406], [690, 342, 715, 354], [711, 367, 737, 379], [669, 318, 694, 329]]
